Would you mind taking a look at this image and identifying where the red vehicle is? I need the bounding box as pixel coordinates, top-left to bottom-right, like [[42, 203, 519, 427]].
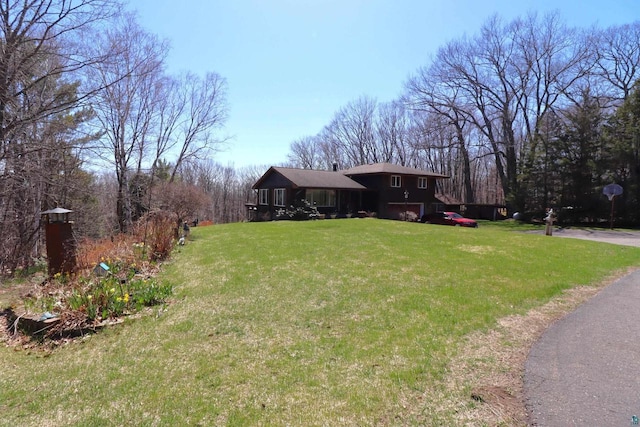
[[421, 211, 478, 228]]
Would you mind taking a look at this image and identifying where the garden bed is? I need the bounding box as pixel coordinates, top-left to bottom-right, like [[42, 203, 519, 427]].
[[2, 307, 115, 339]]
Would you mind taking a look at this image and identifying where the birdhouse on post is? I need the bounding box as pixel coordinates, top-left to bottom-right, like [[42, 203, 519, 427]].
[[41, 207, 77, 277]]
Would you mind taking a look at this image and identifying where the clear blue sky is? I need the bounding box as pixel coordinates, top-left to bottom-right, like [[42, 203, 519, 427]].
[[127, 0, 639, 169]]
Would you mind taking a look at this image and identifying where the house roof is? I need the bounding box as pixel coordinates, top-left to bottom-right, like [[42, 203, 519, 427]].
[[435, 193, 463, 205], [342, 162, 449, 178], [252, 167, 367, 190]]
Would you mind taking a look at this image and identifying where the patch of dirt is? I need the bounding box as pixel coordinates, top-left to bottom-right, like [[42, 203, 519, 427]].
[[0, 273, 46, 308], [0, 276, 45, 347]]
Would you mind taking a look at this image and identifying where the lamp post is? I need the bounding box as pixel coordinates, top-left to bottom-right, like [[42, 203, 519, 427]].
[[404, 190, 409, 221], [40, 207, 77, 276]]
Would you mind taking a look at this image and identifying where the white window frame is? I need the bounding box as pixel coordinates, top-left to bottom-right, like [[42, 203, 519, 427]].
[[418, 177, 428, 189], [274, 188, 286, 207], [259, 189, 269, 205], [391, 175, 401, 188]]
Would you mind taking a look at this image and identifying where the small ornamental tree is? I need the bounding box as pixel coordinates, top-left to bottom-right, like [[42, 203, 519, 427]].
[[153, 181, 211, 230]]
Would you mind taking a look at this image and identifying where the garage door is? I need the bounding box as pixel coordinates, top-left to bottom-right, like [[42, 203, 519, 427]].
[[387, 203, 422, 220]]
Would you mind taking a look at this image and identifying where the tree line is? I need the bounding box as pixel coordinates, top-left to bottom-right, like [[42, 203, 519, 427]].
[[0, 1, 256, 274], [2, 4, 640, 275], [286, 13, 640, 225]]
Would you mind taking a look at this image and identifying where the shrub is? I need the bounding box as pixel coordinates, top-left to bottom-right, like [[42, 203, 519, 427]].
[[133, 210, 177, 261], [64, 269, 172, 322], [399, 211, 419, 222], [274, 200, 319, 221], [77, 234, 138, 271]]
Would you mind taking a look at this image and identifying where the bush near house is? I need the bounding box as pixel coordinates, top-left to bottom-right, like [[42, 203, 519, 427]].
[[274, 199, 320, 221]]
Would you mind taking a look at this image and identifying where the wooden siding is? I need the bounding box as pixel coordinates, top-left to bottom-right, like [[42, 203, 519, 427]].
[[258, 171, 293, 189], [349, 174, 438, 219]]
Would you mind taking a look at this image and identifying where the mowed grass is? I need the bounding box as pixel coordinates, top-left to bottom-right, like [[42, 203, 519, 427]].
[[2, 219, 639, 426]]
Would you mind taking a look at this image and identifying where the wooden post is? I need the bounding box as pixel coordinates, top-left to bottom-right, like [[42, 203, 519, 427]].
[[544, 208, 554, 236], [609, 196, 615, 230]]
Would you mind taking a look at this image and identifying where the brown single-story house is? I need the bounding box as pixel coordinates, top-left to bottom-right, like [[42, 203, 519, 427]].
[[251, 163, 449, 220]]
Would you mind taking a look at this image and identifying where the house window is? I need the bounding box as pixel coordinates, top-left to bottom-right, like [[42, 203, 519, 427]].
[[418, 177, 428, 189], [274, 188, 286, 206], [259, 189, 268, 205], [306, 189, 336, 207], [391, 175, 401, 188]]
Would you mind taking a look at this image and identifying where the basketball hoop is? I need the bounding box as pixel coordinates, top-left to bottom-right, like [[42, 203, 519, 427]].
[[603, 183, 623, 200], [602, 184, 623, 229]]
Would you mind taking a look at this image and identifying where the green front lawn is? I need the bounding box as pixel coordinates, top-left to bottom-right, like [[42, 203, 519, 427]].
[[2, 219, 638, 426]]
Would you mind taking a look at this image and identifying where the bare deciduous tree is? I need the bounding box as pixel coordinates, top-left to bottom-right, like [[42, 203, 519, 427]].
[[89, 12, 168, 232], [167, 72, 229, 183], [594, 21, 640, 103], [405, 12, 595, 210], [376, 101, 413, 166], [176, 159, 257, 224], [287, 135, 322, 169], [405, 72, 477, 203], [323, 96, 378, 167], [151, 179, 210, 235], [0, 0, 120, 273]]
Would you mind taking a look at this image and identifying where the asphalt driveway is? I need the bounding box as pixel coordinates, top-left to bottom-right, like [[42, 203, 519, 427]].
[[550, 227, 640, 247], [524, 228, 640, 425]]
